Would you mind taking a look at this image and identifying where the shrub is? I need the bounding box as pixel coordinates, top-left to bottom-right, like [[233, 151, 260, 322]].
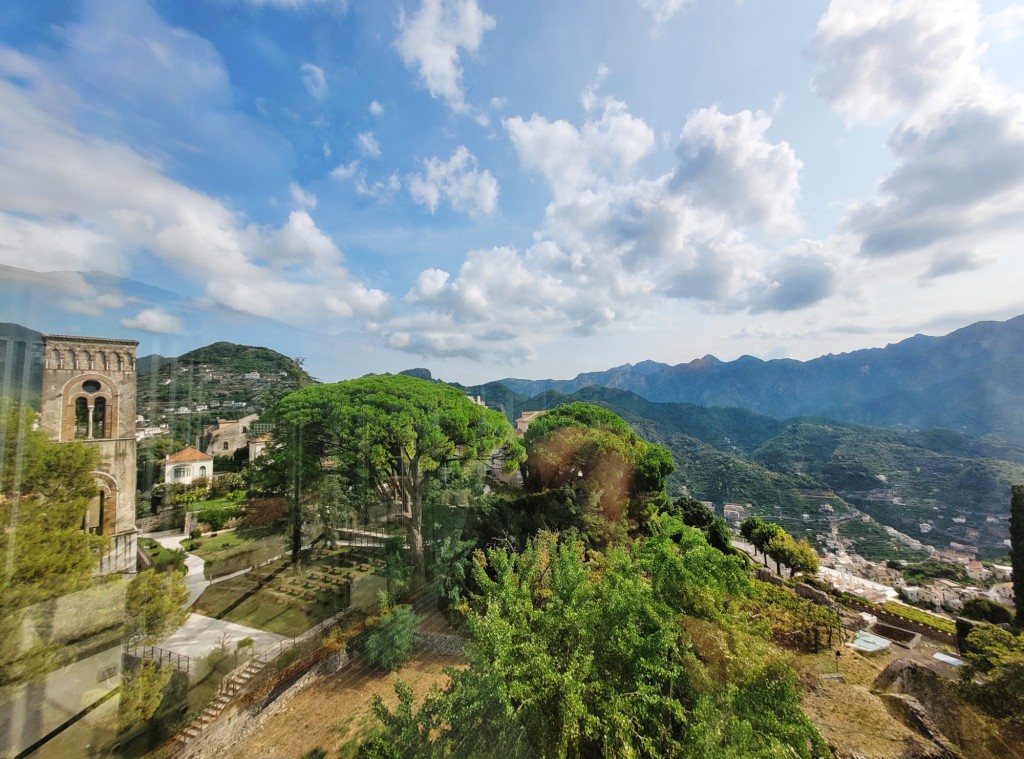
[[153, 547, 187, 574], [364, 605, 417, 671], [236, 636, 254, 651], [962, 598, 1013, 625], [189, 527, 202, 540], [199, 505, 244, 531]]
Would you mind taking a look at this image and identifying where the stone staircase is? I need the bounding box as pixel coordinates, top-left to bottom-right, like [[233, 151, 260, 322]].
[[169, 607, 353, 755], [175, 655, 266, 748]]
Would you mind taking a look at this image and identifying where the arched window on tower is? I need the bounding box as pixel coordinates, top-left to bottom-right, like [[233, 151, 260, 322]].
[[74, 397, 89, 439], [97, 351, 107, 370], [52, 349, 62, 369], [92, 397, 107, 438]]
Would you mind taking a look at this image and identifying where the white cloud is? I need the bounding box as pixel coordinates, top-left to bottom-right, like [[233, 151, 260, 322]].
[[0, 40, 389, 328], [636, 0, 693, 24], [355, 171, 402, 200], [369, 99, 384, 115], [330, 160, 360, 180], [407, 146, 498, 215], [395, 0, 495, 114], [810, 0, 984, 125], [289, 182, 318, 209], [505, 96, 656, 196], [301, 63, 327, 100], [64, 291, 129, 316], [383, 91, 830, 361], [812, 0, 1024, 272], [673, 106, 803, 234], [120, 308, 183, 334], [357, 131, 381, 157]]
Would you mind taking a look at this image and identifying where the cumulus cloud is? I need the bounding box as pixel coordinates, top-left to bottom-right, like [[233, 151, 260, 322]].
[[673, 106, 803, 234], [407, 146, 498, 215], [120, 308, 183, 334], [810, 0, 984, 125], [301, 63, 327, 99], [0, 35, 389, 328], [505, 96, 656, 196], [813, 0, 1024, 269], [369, 99, 384, 115], [383, 92, 828, 361], [395, 0, 495, 114]]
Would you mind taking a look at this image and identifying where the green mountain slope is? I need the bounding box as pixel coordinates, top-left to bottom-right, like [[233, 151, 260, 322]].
[[489, 385, 1022, 560], [137, 341, 314, 420]]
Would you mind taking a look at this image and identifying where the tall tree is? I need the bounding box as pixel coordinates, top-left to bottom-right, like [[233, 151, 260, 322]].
[[1012, 484, 1024, 628], [268, 375, 524, 574], [523, 401, 674, 531], [1, 403, 104, 610], [124, 569, 189, 648]]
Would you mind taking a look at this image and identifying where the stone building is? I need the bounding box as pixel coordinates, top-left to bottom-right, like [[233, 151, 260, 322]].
[[200, 413, 259, 455], [39, 334, 139, 574]]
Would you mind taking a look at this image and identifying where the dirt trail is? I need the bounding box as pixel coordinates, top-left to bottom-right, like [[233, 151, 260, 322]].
[[230, 652, 464, 759]]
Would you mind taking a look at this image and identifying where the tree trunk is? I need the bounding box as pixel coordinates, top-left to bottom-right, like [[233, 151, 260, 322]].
[[404, 455, 427, 579]]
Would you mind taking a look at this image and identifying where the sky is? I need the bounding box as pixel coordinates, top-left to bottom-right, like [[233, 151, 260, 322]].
[[1, 0, 1024, 384]]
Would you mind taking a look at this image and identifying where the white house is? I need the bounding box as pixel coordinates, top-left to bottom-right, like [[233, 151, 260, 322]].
[[164, 447, 214, 486], [248, 432, 273, 462]]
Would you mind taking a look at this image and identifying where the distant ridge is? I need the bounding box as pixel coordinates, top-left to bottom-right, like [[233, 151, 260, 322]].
[[495, 314, 1024, 446]]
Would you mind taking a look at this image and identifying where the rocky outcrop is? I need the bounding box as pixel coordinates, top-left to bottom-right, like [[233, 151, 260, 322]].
[[872, 659, 1019, 759], [877, 693, 962, 759]]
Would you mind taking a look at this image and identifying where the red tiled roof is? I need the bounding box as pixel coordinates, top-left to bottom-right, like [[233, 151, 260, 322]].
[[166, 446, 213, 463]]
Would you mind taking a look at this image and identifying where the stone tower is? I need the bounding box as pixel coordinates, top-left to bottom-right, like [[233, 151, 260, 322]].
[[39, 335, 139, 574]]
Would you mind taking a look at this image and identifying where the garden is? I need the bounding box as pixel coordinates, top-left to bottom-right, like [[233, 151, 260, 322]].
[[192, 544, 386, 637]]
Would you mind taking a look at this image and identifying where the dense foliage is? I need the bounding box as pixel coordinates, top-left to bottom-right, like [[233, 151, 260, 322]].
[[0, 403, 104, 610], [362, 526, 829, 758], [265, 375, 524, 571], [960, 623, 1024, 725]]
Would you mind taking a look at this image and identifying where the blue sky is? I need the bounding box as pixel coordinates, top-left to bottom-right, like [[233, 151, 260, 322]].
[[2, 0, 1023, 384]]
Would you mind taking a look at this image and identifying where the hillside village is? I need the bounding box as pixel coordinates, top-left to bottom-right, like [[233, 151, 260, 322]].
[[2, 328, 1023, 759]]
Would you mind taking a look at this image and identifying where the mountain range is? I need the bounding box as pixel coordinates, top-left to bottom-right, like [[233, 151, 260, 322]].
[[492, 314, 1024, 447]]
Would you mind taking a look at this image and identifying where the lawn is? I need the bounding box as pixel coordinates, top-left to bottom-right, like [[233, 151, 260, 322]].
[[190, 493, 246, 512], [189, 527, 286, 579], [192, 547, 387, 636]]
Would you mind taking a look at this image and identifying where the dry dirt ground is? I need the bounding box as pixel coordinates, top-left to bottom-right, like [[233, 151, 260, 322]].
[[229, 651, 465, 759], [797, 647, 943, 759]]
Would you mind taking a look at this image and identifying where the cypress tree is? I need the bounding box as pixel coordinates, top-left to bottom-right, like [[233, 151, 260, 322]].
[[1011, 485, 1024, 627]]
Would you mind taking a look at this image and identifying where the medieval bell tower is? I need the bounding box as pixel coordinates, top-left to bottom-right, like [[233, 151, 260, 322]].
[[39, 334, 139, 574]]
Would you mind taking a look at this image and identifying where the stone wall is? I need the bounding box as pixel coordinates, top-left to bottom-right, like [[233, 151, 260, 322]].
[[844, 598, 956, 647], [176, 648, 350, 759]]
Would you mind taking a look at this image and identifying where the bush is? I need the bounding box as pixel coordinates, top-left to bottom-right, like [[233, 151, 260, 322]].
[[189, 527, 202, 540], [199, 505, 244, 531], [364, 605, 417, 671], [153, 547, 187, 574], [962, 598, 1013, 625]]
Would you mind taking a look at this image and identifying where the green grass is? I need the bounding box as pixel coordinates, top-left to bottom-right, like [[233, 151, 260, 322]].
[[194, 576, 349, 637], [191, 494, 246, 512], [880, 601, 957, 635], [189, 527, 285, 579]]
